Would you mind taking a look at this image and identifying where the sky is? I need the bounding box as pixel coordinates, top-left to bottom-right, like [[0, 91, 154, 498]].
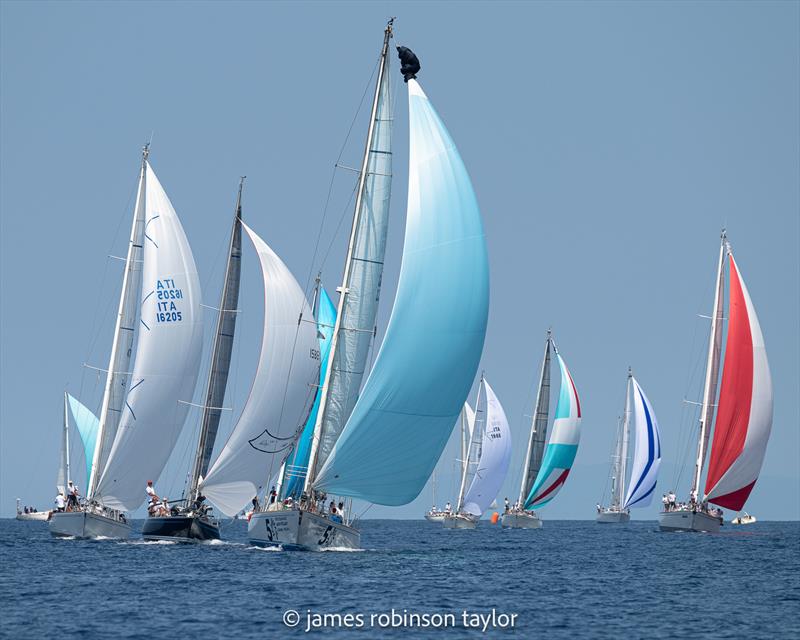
[[1, 1, 797, 520]]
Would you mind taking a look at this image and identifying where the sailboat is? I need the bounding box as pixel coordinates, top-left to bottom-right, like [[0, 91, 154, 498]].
[[49, 146, 204, 538], [503, 332, 581, 529], [247, 20, 489, 550], [596, 369, 662, 523], [660, 232, 772, 533], [425, 404, 474, 522], [142, 179, 245, 542], [443, 376, 512, 529]]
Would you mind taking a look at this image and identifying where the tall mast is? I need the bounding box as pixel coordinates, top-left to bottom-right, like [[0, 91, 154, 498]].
[[88, 145, 149, 500], [188, 177, 245, 502], [304, 20, 394, 495], [517, 331, 552, 507], [616, 369, 632, 508], [690, 231, 727, 501], [63, 392, 71, 488], [456, 375, 483, 512]]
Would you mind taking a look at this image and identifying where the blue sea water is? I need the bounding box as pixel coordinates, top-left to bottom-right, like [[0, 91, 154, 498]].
[[1, 519, 798, 639]]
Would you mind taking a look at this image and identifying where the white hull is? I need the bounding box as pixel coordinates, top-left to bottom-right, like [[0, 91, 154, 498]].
[[596, 510, 630, 524], [501, 511, 542, 529], [442, 514, 478, 529], [731, 515, 757, 525], [49, 510, 131, 539], [424, 512, 447, 523], [16, 511, 51, 521], [248, 509, 360, 551], [659, 510, 722, 533]]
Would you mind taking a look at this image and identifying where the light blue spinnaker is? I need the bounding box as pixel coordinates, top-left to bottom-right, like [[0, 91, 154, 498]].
[[282, 288, 337, 499], [314, 78, 490, 505], [67, 394, 100, 487]]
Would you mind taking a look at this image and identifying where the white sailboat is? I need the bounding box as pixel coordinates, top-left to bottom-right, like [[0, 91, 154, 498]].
[[503, 332, 582, 529], [49, 146, 204, 539], [597, 369, 662, 523], [142, 179, 246, 541], [443, 376, 512, 529], [247, 20, 490, 550], [15, 498, 49, 521], [660, 232, 772, 533]]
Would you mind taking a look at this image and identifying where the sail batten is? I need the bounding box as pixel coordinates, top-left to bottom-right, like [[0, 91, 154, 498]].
[[313, 77, 489, 506]]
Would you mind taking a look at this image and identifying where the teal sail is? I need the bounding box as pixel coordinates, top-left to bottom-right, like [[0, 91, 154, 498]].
[[67, 394, 100, 487], [314, 78, 489, 505], [282, 288, 336, 499]]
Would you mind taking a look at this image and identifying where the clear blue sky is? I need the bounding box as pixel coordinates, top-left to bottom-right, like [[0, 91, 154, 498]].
[[1, 1, 797, 519]]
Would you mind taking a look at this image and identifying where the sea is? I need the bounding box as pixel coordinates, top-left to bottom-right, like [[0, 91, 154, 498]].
[[1, 519, 798, 639]]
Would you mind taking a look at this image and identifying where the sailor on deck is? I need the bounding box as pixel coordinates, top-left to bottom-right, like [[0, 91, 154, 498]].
[[445, 501, 452, 514], [145, 480, 160, 503]]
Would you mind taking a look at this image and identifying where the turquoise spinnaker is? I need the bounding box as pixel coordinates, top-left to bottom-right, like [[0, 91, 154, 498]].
[[67, 394, 100, 486], [315, 78, 489, 505], [282, 288, 336, 499]]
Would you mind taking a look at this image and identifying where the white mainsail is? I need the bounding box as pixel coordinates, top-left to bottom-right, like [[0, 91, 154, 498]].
[[201, 222, 319, 517], [96, 163, 203, 511], [462, 379, 512, 517]]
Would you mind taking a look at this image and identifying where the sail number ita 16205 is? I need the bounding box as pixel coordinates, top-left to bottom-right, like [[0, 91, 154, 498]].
[[155, 278, 185, 323]]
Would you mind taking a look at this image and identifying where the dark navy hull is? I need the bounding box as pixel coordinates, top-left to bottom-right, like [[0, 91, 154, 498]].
[[141, 515, 220, 541]]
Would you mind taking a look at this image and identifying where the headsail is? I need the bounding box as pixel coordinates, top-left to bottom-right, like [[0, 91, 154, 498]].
[[524, 353, 581, 509], [623, 377, 661, 509], [67, 394, 100, 487], [704, 254, 773, 510], [462, 380, 512, 517], [282, 287, 337, 499], [96, 162, 203, 510], [314, 76, 490, 505], [201, 222, 318, 517]]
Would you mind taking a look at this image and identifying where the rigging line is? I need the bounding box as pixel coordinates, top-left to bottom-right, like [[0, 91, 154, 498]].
[[301, 56, 381, 298], [318, 179, 359, 271]]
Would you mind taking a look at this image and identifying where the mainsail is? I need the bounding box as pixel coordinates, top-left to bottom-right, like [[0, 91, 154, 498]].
[[314, 76, 490, 505], [704, 254, 773, 510], [623, 377, 662, 509], [96, 162, 204, 510], [462, 379, 512, 517], [201, 222, 318, 517], [282, 287, 337, 499], [525, 353, 581, 509]]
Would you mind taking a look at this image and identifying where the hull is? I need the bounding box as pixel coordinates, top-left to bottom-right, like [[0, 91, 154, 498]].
[[424, 512, 447, 523], [659, 510, 722, 533], [442, 514, 478, 529], [731, 515, 757, 525], [16, 511, 51, 521], [501, 512, 542, 529], [248, 509, 360, 551], [141, 515, 220, 542], [49, 511, 131, 539], [596, 510, 630, 524]]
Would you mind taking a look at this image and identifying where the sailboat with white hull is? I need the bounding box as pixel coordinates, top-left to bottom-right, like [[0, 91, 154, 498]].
[[142, 179, 245, 542], [248, 20, 490, 550], [50, 146, 204, 539], [503, 332, 582, 529], [597, 369, 662, 523], [659, 232, 772, 533], [443, 376, 512, 529]]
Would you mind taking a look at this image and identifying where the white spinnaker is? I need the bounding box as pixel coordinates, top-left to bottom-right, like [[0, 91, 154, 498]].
[[463, 380, 512, 517], [201, 222, 318, 517], [623, 377, 662, 509], [96, 163, 203, 511]]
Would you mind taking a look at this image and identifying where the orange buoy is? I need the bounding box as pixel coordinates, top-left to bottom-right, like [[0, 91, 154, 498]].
[[490, 512, 500, 524]]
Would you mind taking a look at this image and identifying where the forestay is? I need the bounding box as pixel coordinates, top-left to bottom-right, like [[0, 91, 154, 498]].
[[525, 354, 581, 509], [314, 79, 490, 505], [201, 222, 318, 517], [462, 380, 512, 517], [96, 163, 203, 511], [704, 254, 773, 510], [623, 377, 661, 509]]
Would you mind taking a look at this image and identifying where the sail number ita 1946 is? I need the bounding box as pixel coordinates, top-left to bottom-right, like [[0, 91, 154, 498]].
[[155, 278, 185, 323]]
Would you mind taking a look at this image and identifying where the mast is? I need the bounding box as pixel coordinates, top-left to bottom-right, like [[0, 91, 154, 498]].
[[690, 231, 727, 501], [517, 332, 552, 507], [304, 20, 394, 496], [456, 376, 483, 513], [188, 178, 245, 502], [615, 369, 632, 508], [88, 145, 149, 500]]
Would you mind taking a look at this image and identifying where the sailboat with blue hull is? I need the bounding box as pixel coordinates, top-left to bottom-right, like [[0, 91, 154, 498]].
[[248, 20, 490, 550]]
